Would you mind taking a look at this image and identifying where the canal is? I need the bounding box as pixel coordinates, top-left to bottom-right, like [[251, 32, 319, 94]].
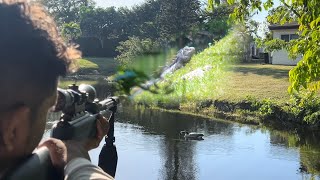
[[47, 104, 320, 180]]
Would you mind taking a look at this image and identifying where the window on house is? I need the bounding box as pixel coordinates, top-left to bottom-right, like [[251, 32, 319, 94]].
[[281, 34, 299, 42], [281, 34, 290, 42], [290, 34, 299, 40]]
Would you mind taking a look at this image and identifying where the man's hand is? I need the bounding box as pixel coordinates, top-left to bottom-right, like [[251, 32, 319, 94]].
[[37, 115, 109, 169], [85, 114, 109, 150]]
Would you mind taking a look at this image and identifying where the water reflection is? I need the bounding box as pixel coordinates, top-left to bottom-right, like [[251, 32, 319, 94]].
[[117, 105, 320, 180], [268, 129, 320, 178], [118, 106, 206, 180], [119, 107, 238, 180], [47, 104, 320, 180]]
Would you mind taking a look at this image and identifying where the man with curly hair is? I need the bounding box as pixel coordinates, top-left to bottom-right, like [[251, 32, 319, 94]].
[[0, 0, 113, 179]]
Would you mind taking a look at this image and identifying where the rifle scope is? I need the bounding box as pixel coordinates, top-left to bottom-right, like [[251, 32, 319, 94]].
[[53, 84, 96, 113]]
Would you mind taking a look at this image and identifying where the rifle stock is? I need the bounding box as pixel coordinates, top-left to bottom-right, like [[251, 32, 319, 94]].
[[3, 147, 56, 180]]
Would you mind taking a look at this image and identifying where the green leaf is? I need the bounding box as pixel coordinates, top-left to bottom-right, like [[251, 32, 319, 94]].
[[227, 0, 235, 5], [310, 20, 316, 29]]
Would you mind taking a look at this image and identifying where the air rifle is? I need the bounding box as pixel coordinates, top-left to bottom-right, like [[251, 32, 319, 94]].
[[3, 84, 119, 180]]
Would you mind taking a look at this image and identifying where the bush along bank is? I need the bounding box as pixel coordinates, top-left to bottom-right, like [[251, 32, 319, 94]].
[[135, 91, 320, 131], [133, 27, 320, 131], [184, 91, 320, 131]]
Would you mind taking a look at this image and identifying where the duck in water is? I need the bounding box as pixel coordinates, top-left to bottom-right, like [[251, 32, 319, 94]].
[[180, 130, 204, 140]]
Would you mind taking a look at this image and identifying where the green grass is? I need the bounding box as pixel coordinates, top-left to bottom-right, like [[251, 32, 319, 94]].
[[134, 30, 295, 107], [78, 58, 99, 69], [58, 80, 97, 88], [59, 57, 119, 88], [220, 63, 294, 104], [135, 30, 246, 105], [77, 57, 119, 76]]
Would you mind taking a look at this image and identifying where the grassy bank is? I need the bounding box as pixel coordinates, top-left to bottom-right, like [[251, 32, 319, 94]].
[[58, 80, 97, 88], [77, 57, 119, 76], [133, 31, 320, 130], [65, 36, 320, 130], [59, 57, 119, 88], [134, 30, 243, 105]]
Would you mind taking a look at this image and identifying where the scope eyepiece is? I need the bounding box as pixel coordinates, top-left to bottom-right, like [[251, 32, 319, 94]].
[[53, 88, 75, 112], [52, 84, 97, 113]]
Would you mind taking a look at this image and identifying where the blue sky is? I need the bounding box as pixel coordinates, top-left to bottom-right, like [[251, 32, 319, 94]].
[[94, 0, 282, 37], [251, 0, 281, 23], [95, 0, 145, 8], [94, 0, 281, 23]]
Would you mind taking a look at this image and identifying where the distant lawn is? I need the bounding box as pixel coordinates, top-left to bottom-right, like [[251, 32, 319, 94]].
[[60, 57, 119, 88], [78, 57, 119, 76], [59, 80, 97, 88], [78, 58, 99, 69], [219, 63, 294, 104]]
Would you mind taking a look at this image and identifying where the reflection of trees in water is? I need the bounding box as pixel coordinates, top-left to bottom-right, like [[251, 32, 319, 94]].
[[269, 130, 320, 177], [118, 105, 234, 180], [160, 139, 197, 180], [300, 146, 320, 176], [118, 105, 234, 137], [298, 131, 320, 178]]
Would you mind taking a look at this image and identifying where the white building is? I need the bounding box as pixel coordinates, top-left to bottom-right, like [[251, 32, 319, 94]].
[[269, 23, 301, 65]]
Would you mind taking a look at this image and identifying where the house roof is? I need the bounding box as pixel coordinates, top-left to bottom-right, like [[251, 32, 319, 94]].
[[268, 23, 299, 30]]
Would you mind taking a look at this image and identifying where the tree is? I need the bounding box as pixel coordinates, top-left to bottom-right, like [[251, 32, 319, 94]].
[[115, 0, 161, 40], [208, 0, 320, 93], [79, 0, 161, 46], [130, 0, 161, 39], [61, 22, 82, 41], [201, 3, 234, 40], [80, 7, 123, 39], [41, 0, 95, 25], [157, 0, 200, 46], [79, 6, 103, 39]]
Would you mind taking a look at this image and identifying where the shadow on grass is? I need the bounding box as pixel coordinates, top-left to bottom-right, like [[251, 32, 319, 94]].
[[229, 66, 290, 79]]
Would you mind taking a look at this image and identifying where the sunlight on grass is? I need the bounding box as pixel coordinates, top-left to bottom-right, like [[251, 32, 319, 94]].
[[135, 30, 244, 105], [134, 30, 295, 106], [78, 58, 99, 69], [77, 57, 119, 76], [221, 64, 294, 104], [58, 80, 96, 88]]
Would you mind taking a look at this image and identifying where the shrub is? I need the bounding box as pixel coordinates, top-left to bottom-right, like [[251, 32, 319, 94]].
[[116, 36, 161, 66], [289, 91, 320, 125], [258, 99, 277, 116]]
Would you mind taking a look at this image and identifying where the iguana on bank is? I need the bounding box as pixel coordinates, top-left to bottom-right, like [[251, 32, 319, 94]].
[[160, 46, 196, 78], [129, 46, 196, 96]]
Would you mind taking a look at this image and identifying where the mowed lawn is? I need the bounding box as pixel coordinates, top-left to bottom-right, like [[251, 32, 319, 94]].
[[59, 57, 119, 88], [79, 57, 119, 75], [219, 63, 295, 104]]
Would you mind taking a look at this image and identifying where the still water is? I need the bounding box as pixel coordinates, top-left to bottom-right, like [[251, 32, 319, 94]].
[[47, 104, 320, 180]]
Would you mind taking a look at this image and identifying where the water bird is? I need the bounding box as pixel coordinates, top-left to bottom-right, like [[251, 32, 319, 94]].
[[180, 130, 204, 140]]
